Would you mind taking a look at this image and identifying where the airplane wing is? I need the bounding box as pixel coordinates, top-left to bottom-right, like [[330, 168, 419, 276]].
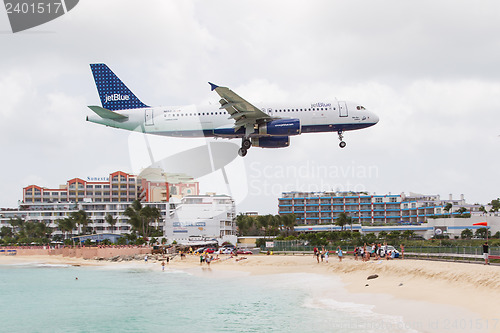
[[209, 82, 271, 135]]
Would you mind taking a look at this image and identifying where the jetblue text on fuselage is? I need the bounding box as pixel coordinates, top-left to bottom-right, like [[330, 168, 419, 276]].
[[311, 102, 332, 108], [105, 94, 130, 103]]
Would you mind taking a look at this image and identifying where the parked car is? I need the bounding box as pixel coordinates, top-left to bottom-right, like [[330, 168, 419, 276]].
[[381, 245, 400, 258], [236, 249, 253, 255], [194, 247, 206, 254]]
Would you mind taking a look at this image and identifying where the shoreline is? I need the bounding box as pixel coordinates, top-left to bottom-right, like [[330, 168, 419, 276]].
[[2, 254, 500, 332]]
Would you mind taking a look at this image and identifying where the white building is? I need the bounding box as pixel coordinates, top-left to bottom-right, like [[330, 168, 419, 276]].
[[164, 194, 237, 245]]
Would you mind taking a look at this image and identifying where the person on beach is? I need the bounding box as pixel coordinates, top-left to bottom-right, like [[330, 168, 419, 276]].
[[161, 261, 165, 271], [313, 247, 318, 256], [320, 247, 325, 262], [325, 250, 329, 263], [315, 250, 320, 263], [144, 255, 148, 263], [337, 246, 343, 262], [483, 242, 489, 265], [400, 244, 405, 259]]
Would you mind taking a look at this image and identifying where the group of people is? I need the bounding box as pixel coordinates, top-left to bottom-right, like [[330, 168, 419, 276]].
[[353, 243, 404, 261], [200, 253, 218, 266], [313, 246, 344, 263], [312, 243, 406, 263]]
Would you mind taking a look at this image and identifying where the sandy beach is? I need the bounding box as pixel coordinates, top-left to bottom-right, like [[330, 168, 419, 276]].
[[2, 253, 499, 332]]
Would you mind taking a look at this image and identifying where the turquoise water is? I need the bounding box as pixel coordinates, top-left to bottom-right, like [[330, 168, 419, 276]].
[[0, 263, 414, 333]]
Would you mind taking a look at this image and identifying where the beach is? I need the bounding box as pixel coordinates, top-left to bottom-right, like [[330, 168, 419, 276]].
[[1, 253, 499, 332]]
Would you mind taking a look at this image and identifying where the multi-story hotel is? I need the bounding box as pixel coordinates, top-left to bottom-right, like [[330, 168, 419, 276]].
[[278, 191, 482, 225], [22, 170, 199, 204], [1, 170, 238, 243], [23, 171, 138, 204]]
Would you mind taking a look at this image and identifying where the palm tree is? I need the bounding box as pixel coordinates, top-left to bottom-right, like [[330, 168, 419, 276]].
[[9, 217, 25, 236], [336, 213, 350, 231], [256, 215, 270, 237], [281, 213, 297, 236], [71, 210, 90, 235], [56, 218, 76, 240], [236, 214, 253, 236], [35, 222, 52, 240], [444, 203, 452, 215], [461, 228, 473, 239], [105, 214, 118, 233], [378, 230, 388, 240], [123, 200, 161, 238]]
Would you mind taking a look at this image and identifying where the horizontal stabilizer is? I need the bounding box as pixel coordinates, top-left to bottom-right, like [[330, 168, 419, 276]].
[[88, 105, 128, 121]]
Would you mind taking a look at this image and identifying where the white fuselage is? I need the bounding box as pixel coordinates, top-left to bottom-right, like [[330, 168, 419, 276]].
[[87, 100, 378, 138]]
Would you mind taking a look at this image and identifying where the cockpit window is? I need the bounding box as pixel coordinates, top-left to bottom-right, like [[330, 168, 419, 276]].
[[356, 106, 366, 110]]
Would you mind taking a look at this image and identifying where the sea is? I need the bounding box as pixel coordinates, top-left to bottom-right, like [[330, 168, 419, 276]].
[[0, 262, 470, 333]]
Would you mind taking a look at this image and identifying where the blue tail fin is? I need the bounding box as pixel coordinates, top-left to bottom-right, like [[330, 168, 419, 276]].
[[90, 63, 149, 111]]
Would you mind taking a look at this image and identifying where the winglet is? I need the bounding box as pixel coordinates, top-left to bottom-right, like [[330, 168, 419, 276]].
[[208, 82, 219, 91]]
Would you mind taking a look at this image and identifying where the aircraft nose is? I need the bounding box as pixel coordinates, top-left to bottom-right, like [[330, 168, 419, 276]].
[[370, 112, 379, 124]]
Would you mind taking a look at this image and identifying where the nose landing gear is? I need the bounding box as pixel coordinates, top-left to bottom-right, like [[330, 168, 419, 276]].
[[338, 130, 346, 148]]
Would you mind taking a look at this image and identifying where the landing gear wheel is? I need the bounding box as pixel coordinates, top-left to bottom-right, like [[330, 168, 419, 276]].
[[242, 139, 252, 150], [337, 130, 346, 148], [238, 148, 248, 157]]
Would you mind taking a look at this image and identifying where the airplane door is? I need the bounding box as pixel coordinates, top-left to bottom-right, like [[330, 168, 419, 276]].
[[145, 109, 154, 125], [338, 101, 348, 117]]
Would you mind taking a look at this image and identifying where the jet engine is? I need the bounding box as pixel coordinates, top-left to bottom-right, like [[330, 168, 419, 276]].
[[258, 119, 300, 136]]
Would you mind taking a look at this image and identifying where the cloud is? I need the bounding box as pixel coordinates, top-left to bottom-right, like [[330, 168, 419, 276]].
[[0, 0, 499, 212]]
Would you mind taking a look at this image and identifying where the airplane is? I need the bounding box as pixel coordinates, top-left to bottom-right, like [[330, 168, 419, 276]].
[[87, 64, 379, 157]]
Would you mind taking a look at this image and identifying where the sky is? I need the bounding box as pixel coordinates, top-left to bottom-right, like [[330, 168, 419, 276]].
[[1, 0, 499, 214]]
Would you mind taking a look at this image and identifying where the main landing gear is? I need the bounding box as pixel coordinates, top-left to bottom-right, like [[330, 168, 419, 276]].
[[338, 130, 346, 148], [238, 138, 252, 157]]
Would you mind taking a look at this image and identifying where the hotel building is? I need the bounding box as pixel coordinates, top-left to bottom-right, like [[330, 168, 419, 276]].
[[278, 191, 482, 225], [1, 170, 238, 244]]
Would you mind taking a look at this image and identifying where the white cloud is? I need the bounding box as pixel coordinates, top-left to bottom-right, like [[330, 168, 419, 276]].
[[0, 0, 499, 212]]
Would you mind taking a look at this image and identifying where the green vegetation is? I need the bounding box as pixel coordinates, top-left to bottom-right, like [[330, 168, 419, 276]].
[[236, 213, 297, 237], [123, 200, 162, 238]]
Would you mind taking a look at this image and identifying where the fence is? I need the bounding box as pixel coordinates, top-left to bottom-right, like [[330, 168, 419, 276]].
[[261, 241, 500, 261]]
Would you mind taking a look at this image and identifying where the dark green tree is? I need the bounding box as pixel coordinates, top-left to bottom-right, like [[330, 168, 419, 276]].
[[105, 214, 118, 233], [461, 228, 473, 239], [490, 198, 500, 212], [71, 210, 90, 235], [444, 203, 452, 214], [335, 213, 351, 231], [123, 200, 161, 238]]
